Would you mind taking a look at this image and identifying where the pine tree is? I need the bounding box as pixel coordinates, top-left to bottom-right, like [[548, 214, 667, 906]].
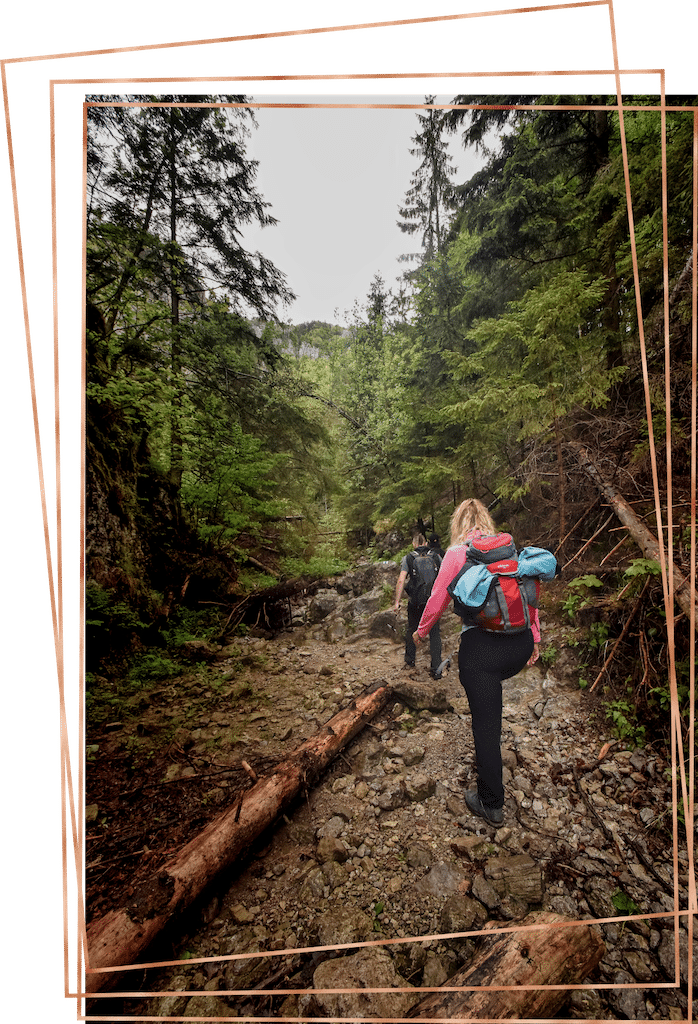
[[87, 95, 295, 490], [397, 96, 457, 261]]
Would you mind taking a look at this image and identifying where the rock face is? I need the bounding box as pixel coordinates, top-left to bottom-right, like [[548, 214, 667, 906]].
[[296, 562, 400, 641]]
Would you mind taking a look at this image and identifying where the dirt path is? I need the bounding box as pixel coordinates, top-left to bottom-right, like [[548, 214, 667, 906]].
[[86, 570, 694, 1020]]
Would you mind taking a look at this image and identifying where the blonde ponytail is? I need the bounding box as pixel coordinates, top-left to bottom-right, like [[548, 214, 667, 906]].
[[449, 498, 497, 546]]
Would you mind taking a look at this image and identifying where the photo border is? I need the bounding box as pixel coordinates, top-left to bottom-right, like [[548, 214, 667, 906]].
[[1, 2, 691, 1024]]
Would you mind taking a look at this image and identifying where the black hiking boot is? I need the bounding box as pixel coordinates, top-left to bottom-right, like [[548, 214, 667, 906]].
[[464, 789, 504, 827]]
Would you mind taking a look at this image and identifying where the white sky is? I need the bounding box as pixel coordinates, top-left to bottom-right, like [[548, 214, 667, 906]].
[[242, 96, 483, 325]]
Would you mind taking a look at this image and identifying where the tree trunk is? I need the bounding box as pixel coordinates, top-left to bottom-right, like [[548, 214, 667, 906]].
[[408, 911, 605, 1020], [169, 108, 183, 491], [571, 443, 697, 627], [86, 684, 390, 991]]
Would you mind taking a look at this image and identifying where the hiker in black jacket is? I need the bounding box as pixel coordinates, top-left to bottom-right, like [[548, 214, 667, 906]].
[[393, 533, 442, 676]]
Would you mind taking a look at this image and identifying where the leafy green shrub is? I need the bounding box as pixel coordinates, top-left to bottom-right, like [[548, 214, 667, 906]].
[[561, 575, 603, 620], [236, 568, 279, 591], [623, 557, 662, 580], [86, 673, 125, 725], [86, 582, 151, 632], [605, 689, 646, 748], [587, 621, 610, 650], [619, 557, 662, 598], [161, 606, 221, 647], [540, 645, 558, 666], [280, 553, 351, 578], [127, 651, 182, 687], [611, 889, 640, 914]]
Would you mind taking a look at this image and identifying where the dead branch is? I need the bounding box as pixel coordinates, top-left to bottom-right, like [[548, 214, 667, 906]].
[[589, 578, 651, 692], [600, 532, 630, 565], [561, 514, 614, 571], [553, 496, 600, 555], [570, 443, 698, 629], [572, 764, 625, 862]]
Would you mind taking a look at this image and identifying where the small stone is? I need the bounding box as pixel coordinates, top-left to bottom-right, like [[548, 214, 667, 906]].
[[317, 815, 345, 839], [405, 773, 436, 803], [322, 859, 348, 890], [231, 904, 254, 924], [422, 952, 449, 987], [403, 744, 426, 766], [415, 861, 468, 896], [623, 950, 656, 982], [446, 794, 467, 817], [485, 855, 544, 903], [471, 873, 501, 911], [450, 835, 493, 861], [406, 845, 433, 869], [316, 836, 348, 864]]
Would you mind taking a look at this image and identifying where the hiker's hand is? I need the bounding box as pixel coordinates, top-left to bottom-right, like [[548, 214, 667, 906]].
[[393, 602, 400, 613], [412, 630, 422, 645], [528, 643, 540, 666]]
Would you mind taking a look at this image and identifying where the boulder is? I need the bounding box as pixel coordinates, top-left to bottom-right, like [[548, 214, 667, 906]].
[[368, 609, 401, 641], [390, 678, 453, 712], [345, 586, 385, 619], [222, 929, 271, 991], [307, 592, 340, 624], [485, 854, 544, 903], [316, 907, 374, 947], [310, 947, 419, 1019], [414, 860, 468, 896]]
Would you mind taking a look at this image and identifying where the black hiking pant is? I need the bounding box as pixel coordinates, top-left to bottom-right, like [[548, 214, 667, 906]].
[[458, 627, 534, 809], [406, 602, 442, 672]]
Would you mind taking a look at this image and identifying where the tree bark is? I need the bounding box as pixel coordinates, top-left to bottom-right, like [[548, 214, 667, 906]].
[[86, 684, 390, 991], [572, 443, 697, 628], [408, 911, 605, 1020]]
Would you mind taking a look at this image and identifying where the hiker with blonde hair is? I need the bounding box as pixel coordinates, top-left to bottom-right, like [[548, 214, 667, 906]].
[[412, 498, 542, 827]]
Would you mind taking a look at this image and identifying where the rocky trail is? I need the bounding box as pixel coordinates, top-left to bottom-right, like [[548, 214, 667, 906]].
[[86, 561, 695, 1021]]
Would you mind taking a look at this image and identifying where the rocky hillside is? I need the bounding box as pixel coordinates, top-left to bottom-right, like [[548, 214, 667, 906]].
[[86, 562, 694, 1021]]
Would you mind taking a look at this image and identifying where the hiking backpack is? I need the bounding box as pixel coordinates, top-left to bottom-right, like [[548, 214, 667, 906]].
[[406, 548, 440, 607], [447, 533, 558, 633]]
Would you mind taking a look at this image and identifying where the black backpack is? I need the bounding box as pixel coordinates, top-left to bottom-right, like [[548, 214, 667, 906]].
[[406, 548, 440, 607]]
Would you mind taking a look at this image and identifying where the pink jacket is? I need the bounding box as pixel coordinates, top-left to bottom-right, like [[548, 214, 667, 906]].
[[416, 531, 541, 643]]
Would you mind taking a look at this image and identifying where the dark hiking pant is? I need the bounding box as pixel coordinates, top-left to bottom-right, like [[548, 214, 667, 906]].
[[458, 627, 534, 809], [406, 602, 442, 672]]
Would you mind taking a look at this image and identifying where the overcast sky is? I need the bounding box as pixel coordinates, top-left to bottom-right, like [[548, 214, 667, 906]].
[[240, 95, 485, 325]]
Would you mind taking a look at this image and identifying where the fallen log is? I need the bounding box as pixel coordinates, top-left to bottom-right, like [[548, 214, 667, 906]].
[[571, 443, 697, 629], [408, 911, 605, 1020], [85, 683, 390, 992]]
